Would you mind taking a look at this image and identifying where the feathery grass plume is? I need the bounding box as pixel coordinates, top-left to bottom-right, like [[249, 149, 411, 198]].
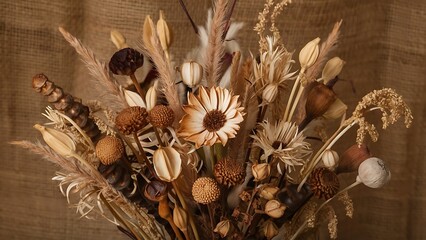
[[229, 51, 241, 93], [140, 16, 183, 127], [305, 21, 343, 83], [205, 0, 228, 87], [11, 140, 163, 240], [270, 0, 292, 45], [254, 0, 275, 52], [58, 27, 128, 112]]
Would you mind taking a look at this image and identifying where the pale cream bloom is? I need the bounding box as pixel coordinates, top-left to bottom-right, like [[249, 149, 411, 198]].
[[252, 120, 311, 171], [178, 86, 244, 148]]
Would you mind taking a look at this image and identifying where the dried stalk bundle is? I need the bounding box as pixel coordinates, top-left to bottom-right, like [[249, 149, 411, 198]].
[[17, 1, 413, 240]]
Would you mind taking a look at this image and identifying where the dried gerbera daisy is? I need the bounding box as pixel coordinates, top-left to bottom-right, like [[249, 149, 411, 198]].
[[214, 157, 245, 187], [308, 167, 340, 200], [178, 86, 244, 148], [115, 106, 149, 135], [192, 177, 220, 204], [251, 120, 311, 172]]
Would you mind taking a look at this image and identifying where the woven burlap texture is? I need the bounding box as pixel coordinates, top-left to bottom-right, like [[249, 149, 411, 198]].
[[1, 0, 425, 239]]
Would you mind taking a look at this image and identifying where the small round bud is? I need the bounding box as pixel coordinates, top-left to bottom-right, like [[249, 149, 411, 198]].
[[262, 220, 279, 240], [259, 186, 280, 200], [180, 61, 203, 88], [252, 163, 271, 181], [95, 136, 124, 165], [264, 199, 286, 218], [262, 84, 279, 104], [357, 157, 391, 188], [322, 149, 339, 169], [109, 48, 144, 76], [214, 220, 231, 238], [192, 177, 220, 204], [148, 105, 175, 129]]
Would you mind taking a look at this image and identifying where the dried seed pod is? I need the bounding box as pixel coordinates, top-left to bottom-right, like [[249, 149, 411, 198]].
[[337, 144, 372, 174], [357, 157, 391, 188], [264, 200, 286, 218], [322, 149, 339, 169], [98, 162, 137, 197], [252, 163, 271, 181], [214, 157, 245, 187], [192, 177, 220, 204], [32, 74, 101, 141], [148, 105, 175, 129], [262, 220, 279, 240], [259, 186, 280, 200], [180, 61, 203, 88], [214, 220, 232, 238], [96, 136, 124, 165], [144, 180, 168, 202], [308, 167, 340, 200], [109, 48, 144, 76], [115, 106, 149, 135]]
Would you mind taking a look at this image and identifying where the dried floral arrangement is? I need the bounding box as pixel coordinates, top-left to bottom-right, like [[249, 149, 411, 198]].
[[13, 0, 413, 239]]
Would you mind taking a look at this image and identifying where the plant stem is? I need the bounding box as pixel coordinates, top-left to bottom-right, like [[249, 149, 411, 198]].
[[288, 84, 304, 122], [283, 68, 305, 121], [172, 181, 200, 240], [130, 73, 146, 99]]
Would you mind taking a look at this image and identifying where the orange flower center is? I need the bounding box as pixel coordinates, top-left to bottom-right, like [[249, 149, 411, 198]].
[[203, 110, 226, 132]]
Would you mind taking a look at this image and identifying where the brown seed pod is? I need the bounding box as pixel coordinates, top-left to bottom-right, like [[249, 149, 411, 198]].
[[148, 105, 175, 129], [192, 177, 220, 204], [308, 167, 339, 200], [109, 48, 144, 76], [214, 157, 245, 187], [95, 136, 124, 165], [115, 106, 149, 135], [98, 162, 137, 198], [32, 73, 101, 141], [337, 144, 372, 174]]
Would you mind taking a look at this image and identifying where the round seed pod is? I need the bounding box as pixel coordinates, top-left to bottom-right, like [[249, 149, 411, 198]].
[[148, 105, 174, 129], [337, 144, 372, 174], [357, 157, 391, 188], [308, 167, 340, 200], [109, 48, 144, 76], [214, 157, 245, 187], [192, 177, 220, 204], [95, 136, 124, 165], [115, 106, 149, 135]]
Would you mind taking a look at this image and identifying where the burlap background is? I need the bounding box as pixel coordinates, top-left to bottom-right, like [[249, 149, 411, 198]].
[[1, 0, 425, 239]]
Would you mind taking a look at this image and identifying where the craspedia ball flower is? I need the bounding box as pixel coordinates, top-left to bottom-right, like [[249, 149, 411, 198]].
[[192, 177, 220, 204], [178, 86, 244, 148], [308, 167, 340, 200], [148, 105, 175, 129], [95, 136, 124, 165], [214, 157, 245, 187], [115, 106, 148, 135], [109, 48, 144, 76]]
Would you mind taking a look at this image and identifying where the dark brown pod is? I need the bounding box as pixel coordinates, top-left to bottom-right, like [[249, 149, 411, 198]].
[[144, 180, 168, 202], [31, 73, 101, 142], [109, 48, 144, 76], [98, 162, 138, 197], [336, 144, 372, 174]]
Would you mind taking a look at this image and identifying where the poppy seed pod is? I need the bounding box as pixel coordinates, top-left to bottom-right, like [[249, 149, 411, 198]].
[[337, 144, 372, 174], [305, 83, 337, 120], [299, 37, 320, 69], [180, 61, 203, 88], [109, 48, 144, 76], [357, 157, 391, 188]]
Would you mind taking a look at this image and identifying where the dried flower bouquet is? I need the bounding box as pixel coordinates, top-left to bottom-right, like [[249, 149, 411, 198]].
[[13, 0, 413, 239]]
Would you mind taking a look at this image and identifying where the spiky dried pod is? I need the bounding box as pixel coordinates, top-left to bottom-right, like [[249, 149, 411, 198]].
[[32, 73, 101, 141], [115, 106, 149, 135], [214, 157, 245, 187], [308, 167, 340, 200], [192, 177, 220, 204]]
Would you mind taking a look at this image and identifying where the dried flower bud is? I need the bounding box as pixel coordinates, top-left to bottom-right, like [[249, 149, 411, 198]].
[[95, 136, 124, 165], [110, 30, 128, 49], [337, 144, 372, 174], [214, 220, 231, 238], [173, 205, 188, 232], [143, 15, 155, 51], [192, 177, 220, 204], [124, 89, 146, 108], [322, 57, 345, 84], [299, 37, 320, 69], [305, 83, 337, 120], [323, 98, 347, 120], [144, 180, 168, 202], [180, 61, 203, 88], [322, 149, 339, 169], [357, 157, 391, 188], [252, 163, 271, 181], [109, 48, 144, 76], [153, 147, 182, 182], [156, 10, 172, 52], [145, 82, 158, 111], [214, 157, 245, 187], [264, 199, 286, 218], [262, 220, 279, 240], [34, 124, 76, 157], [148, 105, 175, 129], [262, 84, 279, 104], [259, 186, 280, 200], [308, 167, 340, 199], [115, 106, 149, 135]]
